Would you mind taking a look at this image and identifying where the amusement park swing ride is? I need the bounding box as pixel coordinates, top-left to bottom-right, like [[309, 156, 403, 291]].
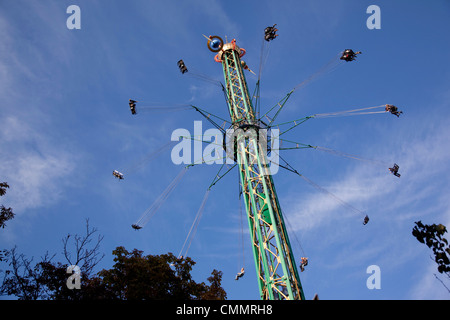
[[113, 25, 403, 300]]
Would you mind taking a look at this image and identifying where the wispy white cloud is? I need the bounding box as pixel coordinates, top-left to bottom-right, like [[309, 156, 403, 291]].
[[284, 115, 450, 231], [0, 2, 80, 214], [0, 114, 77, 213]]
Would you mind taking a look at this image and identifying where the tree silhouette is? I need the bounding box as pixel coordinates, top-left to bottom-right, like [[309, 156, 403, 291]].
[[96, 246, 226, 300], [0, 182, 15, 230], [0, 181, 15, 263], [412, 221, 450, 275], [1, 222, 227, 300], [1, 219, 104, 299]]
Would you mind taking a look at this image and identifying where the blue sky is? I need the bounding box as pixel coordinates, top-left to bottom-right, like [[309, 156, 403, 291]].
[[1, 0, 450, 300]]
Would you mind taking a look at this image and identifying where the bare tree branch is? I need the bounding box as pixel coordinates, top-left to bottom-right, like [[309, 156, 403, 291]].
[[62, 219, 104, 277]]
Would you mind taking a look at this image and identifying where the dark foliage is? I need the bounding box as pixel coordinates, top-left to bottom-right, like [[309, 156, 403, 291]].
[[1, 243, 226, 300], [95, 246, 227, 300], [412, 221, 450, 274], [0, 182, 15, 230]]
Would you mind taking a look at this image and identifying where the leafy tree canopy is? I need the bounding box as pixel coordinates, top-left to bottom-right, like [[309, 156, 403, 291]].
[[412, 221, 450, 275]]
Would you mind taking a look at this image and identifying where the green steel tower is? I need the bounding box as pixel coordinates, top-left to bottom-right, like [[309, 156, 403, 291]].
[[210, 37, 305, 300]]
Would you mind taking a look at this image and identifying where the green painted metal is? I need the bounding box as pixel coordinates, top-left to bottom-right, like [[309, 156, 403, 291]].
[[218, 40, 305, 300]]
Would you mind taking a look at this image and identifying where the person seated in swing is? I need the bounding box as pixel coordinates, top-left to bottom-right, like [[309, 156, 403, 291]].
[[299, 257, 308, 272], [235, 267, 245, 280], [264, 24, 278, 41], [363, 215, 370, 225], [129, 100, 137, 115], [385, 104, 403, 117], [131, 224, 142, 230], [113, 170, 124, 179], [389, 163, 401, 177], [340, 49, 361, 61], [177, 59, 188, 74]]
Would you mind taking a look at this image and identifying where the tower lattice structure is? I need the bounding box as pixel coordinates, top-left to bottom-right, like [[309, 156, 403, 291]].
[[214, 39, 305, 300]]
